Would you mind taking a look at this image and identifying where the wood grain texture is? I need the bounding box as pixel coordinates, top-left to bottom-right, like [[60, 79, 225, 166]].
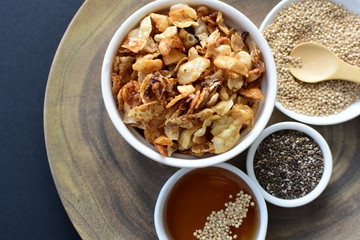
[[44, 0, 360, 239]]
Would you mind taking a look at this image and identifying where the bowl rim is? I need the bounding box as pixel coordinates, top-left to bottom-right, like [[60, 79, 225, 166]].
[[101, 0, 277, 168], [246, 121, 333, 208], [259, 0, 360, 126], [154, 162, 268, 240]]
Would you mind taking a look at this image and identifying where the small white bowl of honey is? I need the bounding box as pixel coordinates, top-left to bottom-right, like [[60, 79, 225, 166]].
[[154, 163, 268, 240]]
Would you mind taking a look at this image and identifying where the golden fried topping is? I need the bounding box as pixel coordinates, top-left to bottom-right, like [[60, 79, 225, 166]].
[[111, 5, 266, 156]]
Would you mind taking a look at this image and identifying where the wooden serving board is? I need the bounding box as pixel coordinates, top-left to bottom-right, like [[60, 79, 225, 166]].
[[44, 0, 360, 239]]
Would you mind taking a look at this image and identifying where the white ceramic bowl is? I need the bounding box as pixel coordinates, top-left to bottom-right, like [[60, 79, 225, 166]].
[[154, 163, 268, 240], [101, 0, 277, 168], [246, 121, 332, 208], [260, 0, 360, 125]]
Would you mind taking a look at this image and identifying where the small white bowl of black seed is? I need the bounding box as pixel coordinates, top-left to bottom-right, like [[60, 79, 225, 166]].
[[246, 121, 332, 208]]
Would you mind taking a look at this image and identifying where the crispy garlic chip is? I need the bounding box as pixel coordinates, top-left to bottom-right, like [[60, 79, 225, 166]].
[[122, 16, 152, 53], [177, 57, 211, 84], [154, 26, 178, 42], [150, 13, 173, 32], [211, 115, 243, 154], [211, 104, 253, 154], [112, 5, 266, 157], [169, 5, 199, 28], [163, 49, 187, 65], [133, 58, 163, 74], [214, 56, 249, 77]]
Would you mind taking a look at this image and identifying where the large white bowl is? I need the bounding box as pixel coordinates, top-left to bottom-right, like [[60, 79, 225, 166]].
[[260, 0, 360, 125], [154, 163, 268, 239], [102, 0, 277, 168], [246, 122, 333, 207]]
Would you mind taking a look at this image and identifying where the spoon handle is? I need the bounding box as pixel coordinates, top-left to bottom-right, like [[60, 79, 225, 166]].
[[333, 61, 360, 83]]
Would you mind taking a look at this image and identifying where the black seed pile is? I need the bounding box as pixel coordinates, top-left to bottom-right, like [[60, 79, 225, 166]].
[[253, 130, 324, 199]]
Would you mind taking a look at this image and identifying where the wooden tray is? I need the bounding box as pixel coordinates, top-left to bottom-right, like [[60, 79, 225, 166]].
[[44, 0, 360, 239]]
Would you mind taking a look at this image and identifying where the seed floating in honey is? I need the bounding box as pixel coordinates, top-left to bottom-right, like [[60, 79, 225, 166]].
[[193, 191, 255, 240], [165, 167, 259, 240]]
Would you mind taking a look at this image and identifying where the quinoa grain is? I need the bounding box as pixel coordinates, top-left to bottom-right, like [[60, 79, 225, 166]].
[[193, 191, 254, 240], [263, 0, 360, 116]]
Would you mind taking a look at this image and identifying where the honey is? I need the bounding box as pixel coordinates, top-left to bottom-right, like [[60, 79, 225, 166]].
[[165, 167, 259, 240]]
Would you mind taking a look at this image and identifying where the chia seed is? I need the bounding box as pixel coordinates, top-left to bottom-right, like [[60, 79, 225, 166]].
[[253, 130, 324, 199]]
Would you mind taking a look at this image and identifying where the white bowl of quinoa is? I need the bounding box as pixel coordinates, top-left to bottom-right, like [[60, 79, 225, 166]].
[[101, 0, 277, 168], [260, 0, 360, 125], [154, 163, 268, 239], [246, 121, 333, 208]]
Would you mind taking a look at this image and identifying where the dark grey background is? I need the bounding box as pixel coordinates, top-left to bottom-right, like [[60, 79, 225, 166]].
[[0, 0, 84, 239]]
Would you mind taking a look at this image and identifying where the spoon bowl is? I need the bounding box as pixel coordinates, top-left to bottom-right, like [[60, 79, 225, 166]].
[[289, 42, 360, 83]]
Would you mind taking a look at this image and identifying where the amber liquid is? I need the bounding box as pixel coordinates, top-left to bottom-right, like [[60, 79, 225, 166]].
[[165, 167, 259, 240]]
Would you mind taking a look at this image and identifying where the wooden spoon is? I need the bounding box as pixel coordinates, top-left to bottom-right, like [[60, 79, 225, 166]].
[[289, 42, 360, 83]]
